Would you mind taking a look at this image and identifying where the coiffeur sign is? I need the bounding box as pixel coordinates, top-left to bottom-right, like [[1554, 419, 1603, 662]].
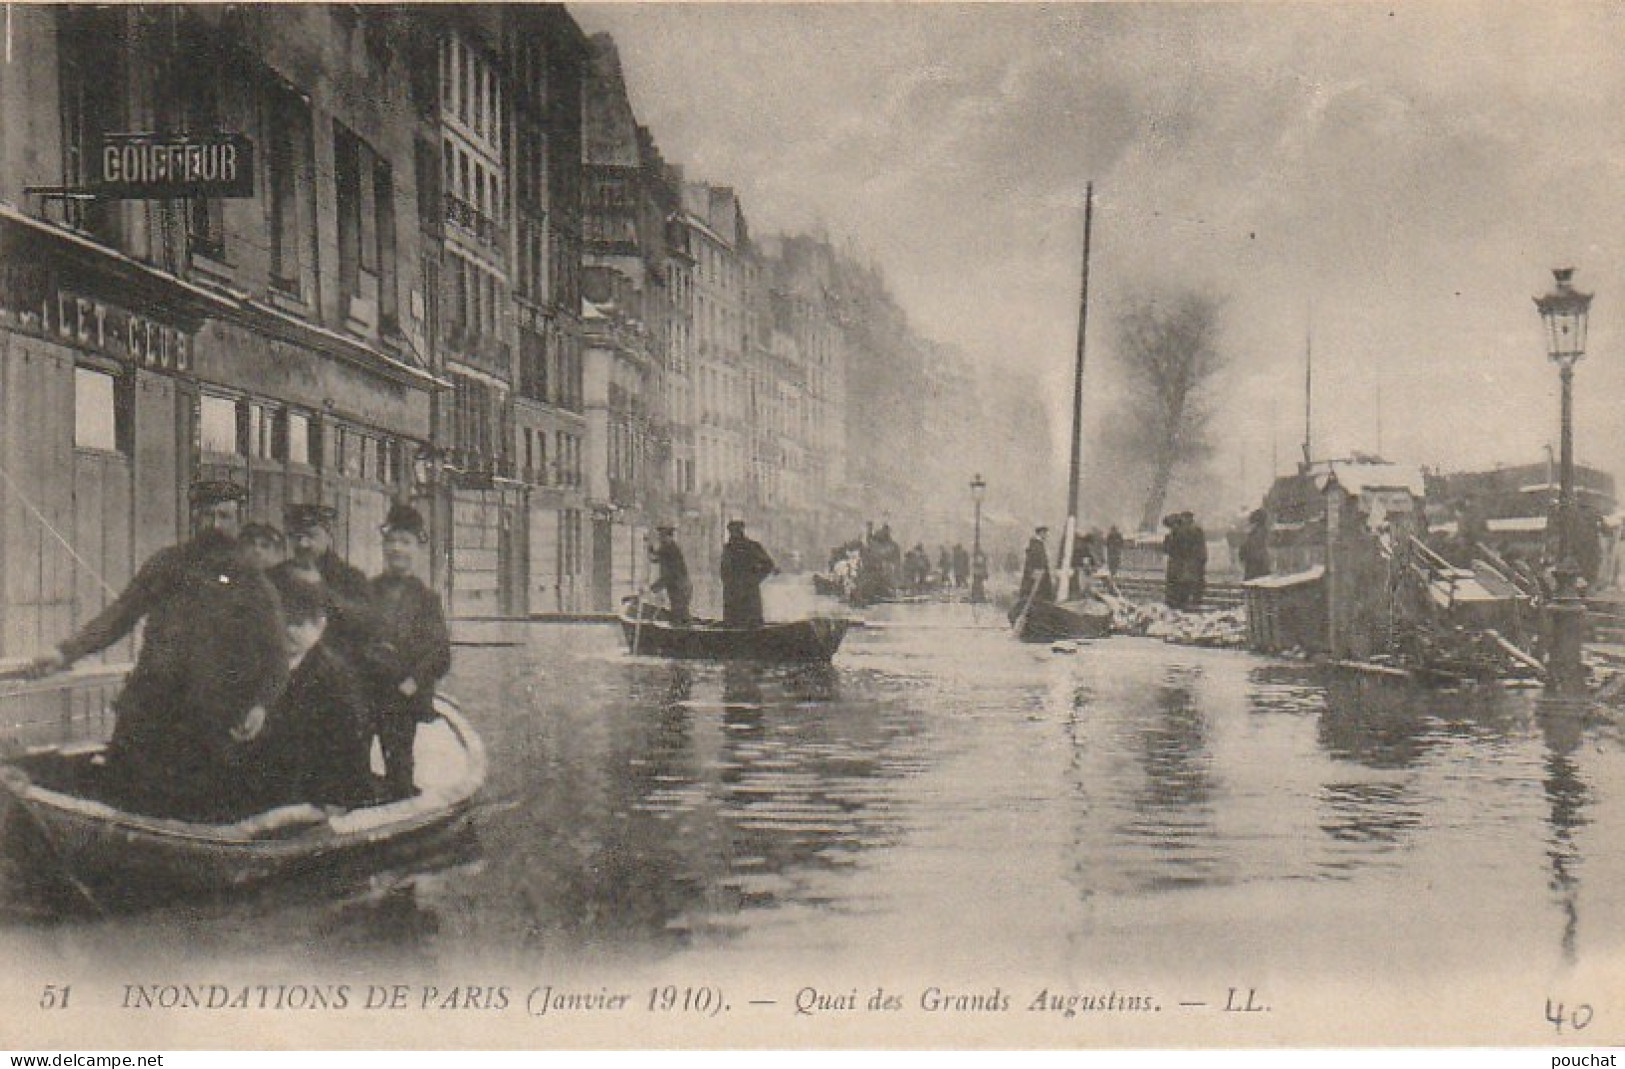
[[95, 132, 255, 199]]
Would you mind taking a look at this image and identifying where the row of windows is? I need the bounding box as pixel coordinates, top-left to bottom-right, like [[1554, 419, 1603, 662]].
[[446, 251, 504, 344], [445, 137, 503, 235], [442, 36, 502, 155], [518, 327, 585, 411], [74, 366, 406, 487], [56, 11, 402, 342], [199, 391, 406, 485], [521, 426, 582, 488]]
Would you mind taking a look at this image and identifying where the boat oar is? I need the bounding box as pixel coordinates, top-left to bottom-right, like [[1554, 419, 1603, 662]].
[[1012, 568, 1047, 636]]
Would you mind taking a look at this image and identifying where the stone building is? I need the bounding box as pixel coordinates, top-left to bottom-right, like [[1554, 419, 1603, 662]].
[[416, 5, 591, 617], [580, 34, 673, 610], [0, 5, 441, 662]]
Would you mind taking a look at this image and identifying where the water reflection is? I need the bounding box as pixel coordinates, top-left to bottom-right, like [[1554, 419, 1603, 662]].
[[1317, 675, 1435, 769], [1538, 709, 1588, 965], [4, 617, 1625, 987], [1124, 671, 1223, 889]]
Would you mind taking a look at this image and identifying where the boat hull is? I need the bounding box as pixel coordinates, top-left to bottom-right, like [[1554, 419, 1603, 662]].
[[0, 700, 486, 897], [1014, 597, 1112, 643], [619, 610, 849, 662]]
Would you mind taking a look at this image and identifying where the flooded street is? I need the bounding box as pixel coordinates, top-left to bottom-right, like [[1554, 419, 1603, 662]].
[[6, 591, 1625, 1044]]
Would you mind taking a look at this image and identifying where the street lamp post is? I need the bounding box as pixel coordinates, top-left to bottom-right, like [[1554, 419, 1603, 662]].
[[1534, 267, 1594, 696], [970, 473, 988, 604]]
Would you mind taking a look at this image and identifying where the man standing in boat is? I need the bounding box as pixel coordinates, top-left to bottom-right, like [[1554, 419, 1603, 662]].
[[27, 479, 287, 819], [1019, 526, 1055, 605], [649, 524, 694, 624], [721, 520, 776, 627], [271, 502, 376, 669], [365, 504, 452, 800]]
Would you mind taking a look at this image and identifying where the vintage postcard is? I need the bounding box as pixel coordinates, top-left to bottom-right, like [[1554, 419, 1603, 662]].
[[1, 0, 1622, 1053]]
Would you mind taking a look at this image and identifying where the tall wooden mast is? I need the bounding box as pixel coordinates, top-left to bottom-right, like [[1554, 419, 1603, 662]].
[[1067, 182, 1093, 522]]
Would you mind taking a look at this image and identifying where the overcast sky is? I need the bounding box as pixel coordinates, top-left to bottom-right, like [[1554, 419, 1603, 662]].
[[572, 2, 1625, 505]]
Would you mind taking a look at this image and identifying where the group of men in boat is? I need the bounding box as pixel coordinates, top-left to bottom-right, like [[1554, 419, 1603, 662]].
[[646, 519, 778, 627], [26, 479, 450, 823], [1016, 523, 1127, 608]]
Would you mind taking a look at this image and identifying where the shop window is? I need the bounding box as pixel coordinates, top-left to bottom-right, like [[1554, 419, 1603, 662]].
[[73, 367, 128, 453], [247, 402, 278, 459], [200, 393, 241, 456], [286, 410, 312, 466]]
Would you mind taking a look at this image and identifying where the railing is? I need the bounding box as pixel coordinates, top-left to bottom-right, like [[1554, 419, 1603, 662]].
[[0, 662, 129, 749]]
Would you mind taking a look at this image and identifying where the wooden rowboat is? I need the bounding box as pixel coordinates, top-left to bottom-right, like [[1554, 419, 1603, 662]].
[[1012, 595, 1113, 644], [619, 600, 850, 662], [0, 698, 486, 898]]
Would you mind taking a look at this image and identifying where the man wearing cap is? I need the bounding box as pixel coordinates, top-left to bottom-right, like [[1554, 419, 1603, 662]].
[[720, 520, 776, 627], [28, 480, 286, 819], [240, 521, 286, 572], [648, 525, 693, 624], [364, 503, 451, 799], [271, 502, 376, 670]]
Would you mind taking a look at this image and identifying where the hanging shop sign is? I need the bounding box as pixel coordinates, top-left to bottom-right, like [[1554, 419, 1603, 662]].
[[94, 132, 255, 199]]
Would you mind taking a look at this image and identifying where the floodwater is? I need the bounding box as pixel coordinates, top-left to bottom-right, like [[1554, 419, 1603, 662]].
[[5, 587, 1625, 1045]]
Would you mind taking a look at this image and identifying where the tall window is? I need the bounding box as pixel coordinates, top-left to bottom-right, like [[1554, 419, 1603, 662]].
[[267, 82, 316, 300], [57, 7, 125, 244], [177, 15, 231, 261], [334, 124, 397, 333], [375, 157, 398, 330]]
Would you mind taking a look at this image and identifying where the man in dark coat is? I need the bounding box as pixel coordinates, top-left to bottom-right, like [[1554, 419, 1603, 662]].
[[29, 479, 287, 820], [271, 502, 376, 668], [1240, 509, 1272, 581], [1162, 514, 1188, 609], [365, 503, 452, 800], [951, 543, 970, 588], [1183, 511, 1209, 611], [246, 573, 376, 810], [649, 525, 693, 623], [1105, 525, 1125, 576], [1018, 526, 1055, 605], [721, 520, 776, 627]]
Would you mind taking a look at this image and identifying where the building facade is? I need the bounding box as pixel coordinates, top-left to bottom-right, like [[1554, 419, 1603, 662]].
[[0, 5, 440, 661]]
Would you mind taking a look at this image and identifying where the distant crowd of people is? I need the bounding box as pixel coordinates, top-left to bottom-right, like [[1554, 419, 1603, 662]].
[[29, 481, 450, 823], [820, 523, 988, 605]]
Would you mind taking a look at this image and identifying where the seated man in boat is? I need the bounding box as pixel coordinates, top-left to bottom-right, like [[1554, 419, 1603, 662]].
[[721, 520, 777, 627], [649, 524, 694, 624], [364, 504, 452, 800], [244, 573, 377, 811], [28, 479, 287, 821]]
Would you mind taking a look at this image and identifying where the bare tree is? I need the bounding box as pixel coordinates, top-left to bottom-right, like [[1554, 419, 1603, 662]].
[[1109, 289, 1228, 531]]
